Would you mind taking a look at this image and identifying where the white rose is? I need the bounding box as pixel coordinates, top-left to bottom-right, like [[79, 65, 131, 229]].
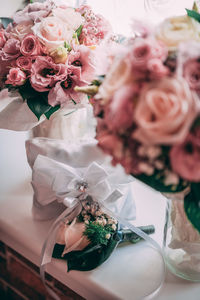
[[156, 15, 200, 50], [32, 16, 74, 52], [52, 7, 84, 31]]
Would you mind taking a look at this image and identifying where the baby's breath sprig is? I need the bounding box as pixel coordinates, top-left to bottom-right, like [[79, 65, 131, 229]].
[[78, 197, 118, 245]]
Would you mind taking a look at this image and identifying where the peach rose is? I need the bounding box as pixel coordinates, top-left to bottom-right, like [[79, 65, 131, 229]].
[[56, 218, 90, 256], [32, 16, 74, 52], [133, 77, 200, 145]]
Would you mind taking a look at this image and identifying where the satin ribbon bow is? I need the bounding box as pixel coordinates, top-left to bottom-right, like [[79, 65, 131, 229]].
[[33, 155, 123, 210]]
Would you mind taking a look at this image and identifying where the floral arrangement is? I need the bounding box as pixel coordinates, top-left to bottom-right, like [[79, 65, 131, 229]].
[[53, 196, 154, 271], [0, 0, 111, 121], [78, 5, 200, 233]]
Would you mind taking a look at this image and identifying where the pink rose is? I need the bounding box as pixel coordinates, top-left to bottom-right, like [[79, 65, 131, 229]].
[[5, 67, 26, 86], [20, 34, 42, 56], [32, 16, 74, 52], [13, 1, 53, 24], [133, 77, 200, 145], [16, 56, 32, 71], [147, 58, 169, 79], [30, 56, 67, 92], [56, 218, 90, 255], [68, 45, 95, 83], [128, 38, 167, 71], [170, 127, 200, 182], [0, 39, 20, 61], [9, 21, 33, 41], [183, 59, 200, 92], [0, 30, 6, 48], [48, 65, 85, 106], [105, 85, 135, 132]]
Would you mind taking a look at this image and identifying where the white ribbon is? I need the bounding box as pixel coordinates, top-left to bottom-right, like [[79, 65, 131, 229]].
[[32, 154, 165, 300]]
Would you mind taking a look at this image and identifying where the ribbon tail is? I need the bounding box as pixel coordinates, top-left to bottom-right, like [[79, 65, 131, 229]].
[[99, 200, 166, 300], [40, 204, 82, 299]]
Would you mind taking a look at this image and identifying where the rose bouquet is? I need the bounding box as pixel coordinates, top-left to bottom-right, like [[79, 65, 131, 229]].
[[77, 5, 200, 234], [0, 0, 111, 131]]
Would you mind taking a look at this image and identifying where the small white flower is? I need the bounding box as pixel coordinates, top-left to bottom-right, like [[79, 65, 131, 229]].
[[85, 220, 89, 225], [146, 146, 162, 160], [84, 215, 90, 221], [154, 160, 164, 170], [95, 211, 102, 217], [164, 171, 179, 186], [112, 224, 117, 231], [105, 233, 111, 239], [102, 219, 107, 226], [96, 219, 103, 225], [138, 162, 154, 176]]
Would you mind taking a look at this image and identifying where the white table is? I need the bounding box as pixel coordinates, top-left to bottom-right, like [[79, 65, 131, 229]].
[[1, 1, 200, 299]]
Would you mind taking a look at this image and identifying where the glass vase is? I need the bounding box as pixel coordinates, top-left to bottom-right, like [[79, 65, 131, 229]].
[[163, 198, 200, 281]]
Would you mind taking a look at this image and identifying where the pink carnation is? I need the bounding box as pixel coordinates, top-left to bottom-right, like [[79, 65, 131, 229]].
[[30, 56, 67, 92], [20, 34, 42, 56], [0, 39, 20, 61], [170, 127, 200, 182], [68, 45, 95, 83], [147, 58, 169, 79], [48, 65, 85, 106], [16, 56, 32, 71], [128, 38, 167, 72], [5, 67, 26, 86], [105, 85, 135, 132]]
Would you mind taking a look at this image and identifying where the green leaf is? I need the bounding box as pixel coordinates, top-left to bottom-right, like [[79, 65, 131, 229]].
[[192, 117, 200, 129], [186, 8, 200, 22], [84, 222, 114, 246], [67, 239, 118, 272], [64, 41, 72, 51], [135, 172, 188, 193], [52, 238, 118, 272], [18, 80, 51, 120], [26, 97, 51, 120], [44, 105, 60, 120], [184, 183, 200, 233], [76, 25, 83, 38]]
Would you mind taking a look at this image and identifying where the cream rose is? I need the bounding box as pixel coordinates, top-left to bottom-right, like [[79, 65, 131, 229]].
[[98, 54, 133, 103], [133, 77, 199, 145], [156, 15, 200, 50], [32, 16, 74, 52], [52, 7, 84, 31]]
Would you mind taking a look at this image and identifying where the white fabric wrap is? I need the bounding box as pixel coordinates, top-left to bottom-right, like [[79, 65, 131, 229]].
[[26, 138, 136, 221], [0, 89, 91, 133]]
